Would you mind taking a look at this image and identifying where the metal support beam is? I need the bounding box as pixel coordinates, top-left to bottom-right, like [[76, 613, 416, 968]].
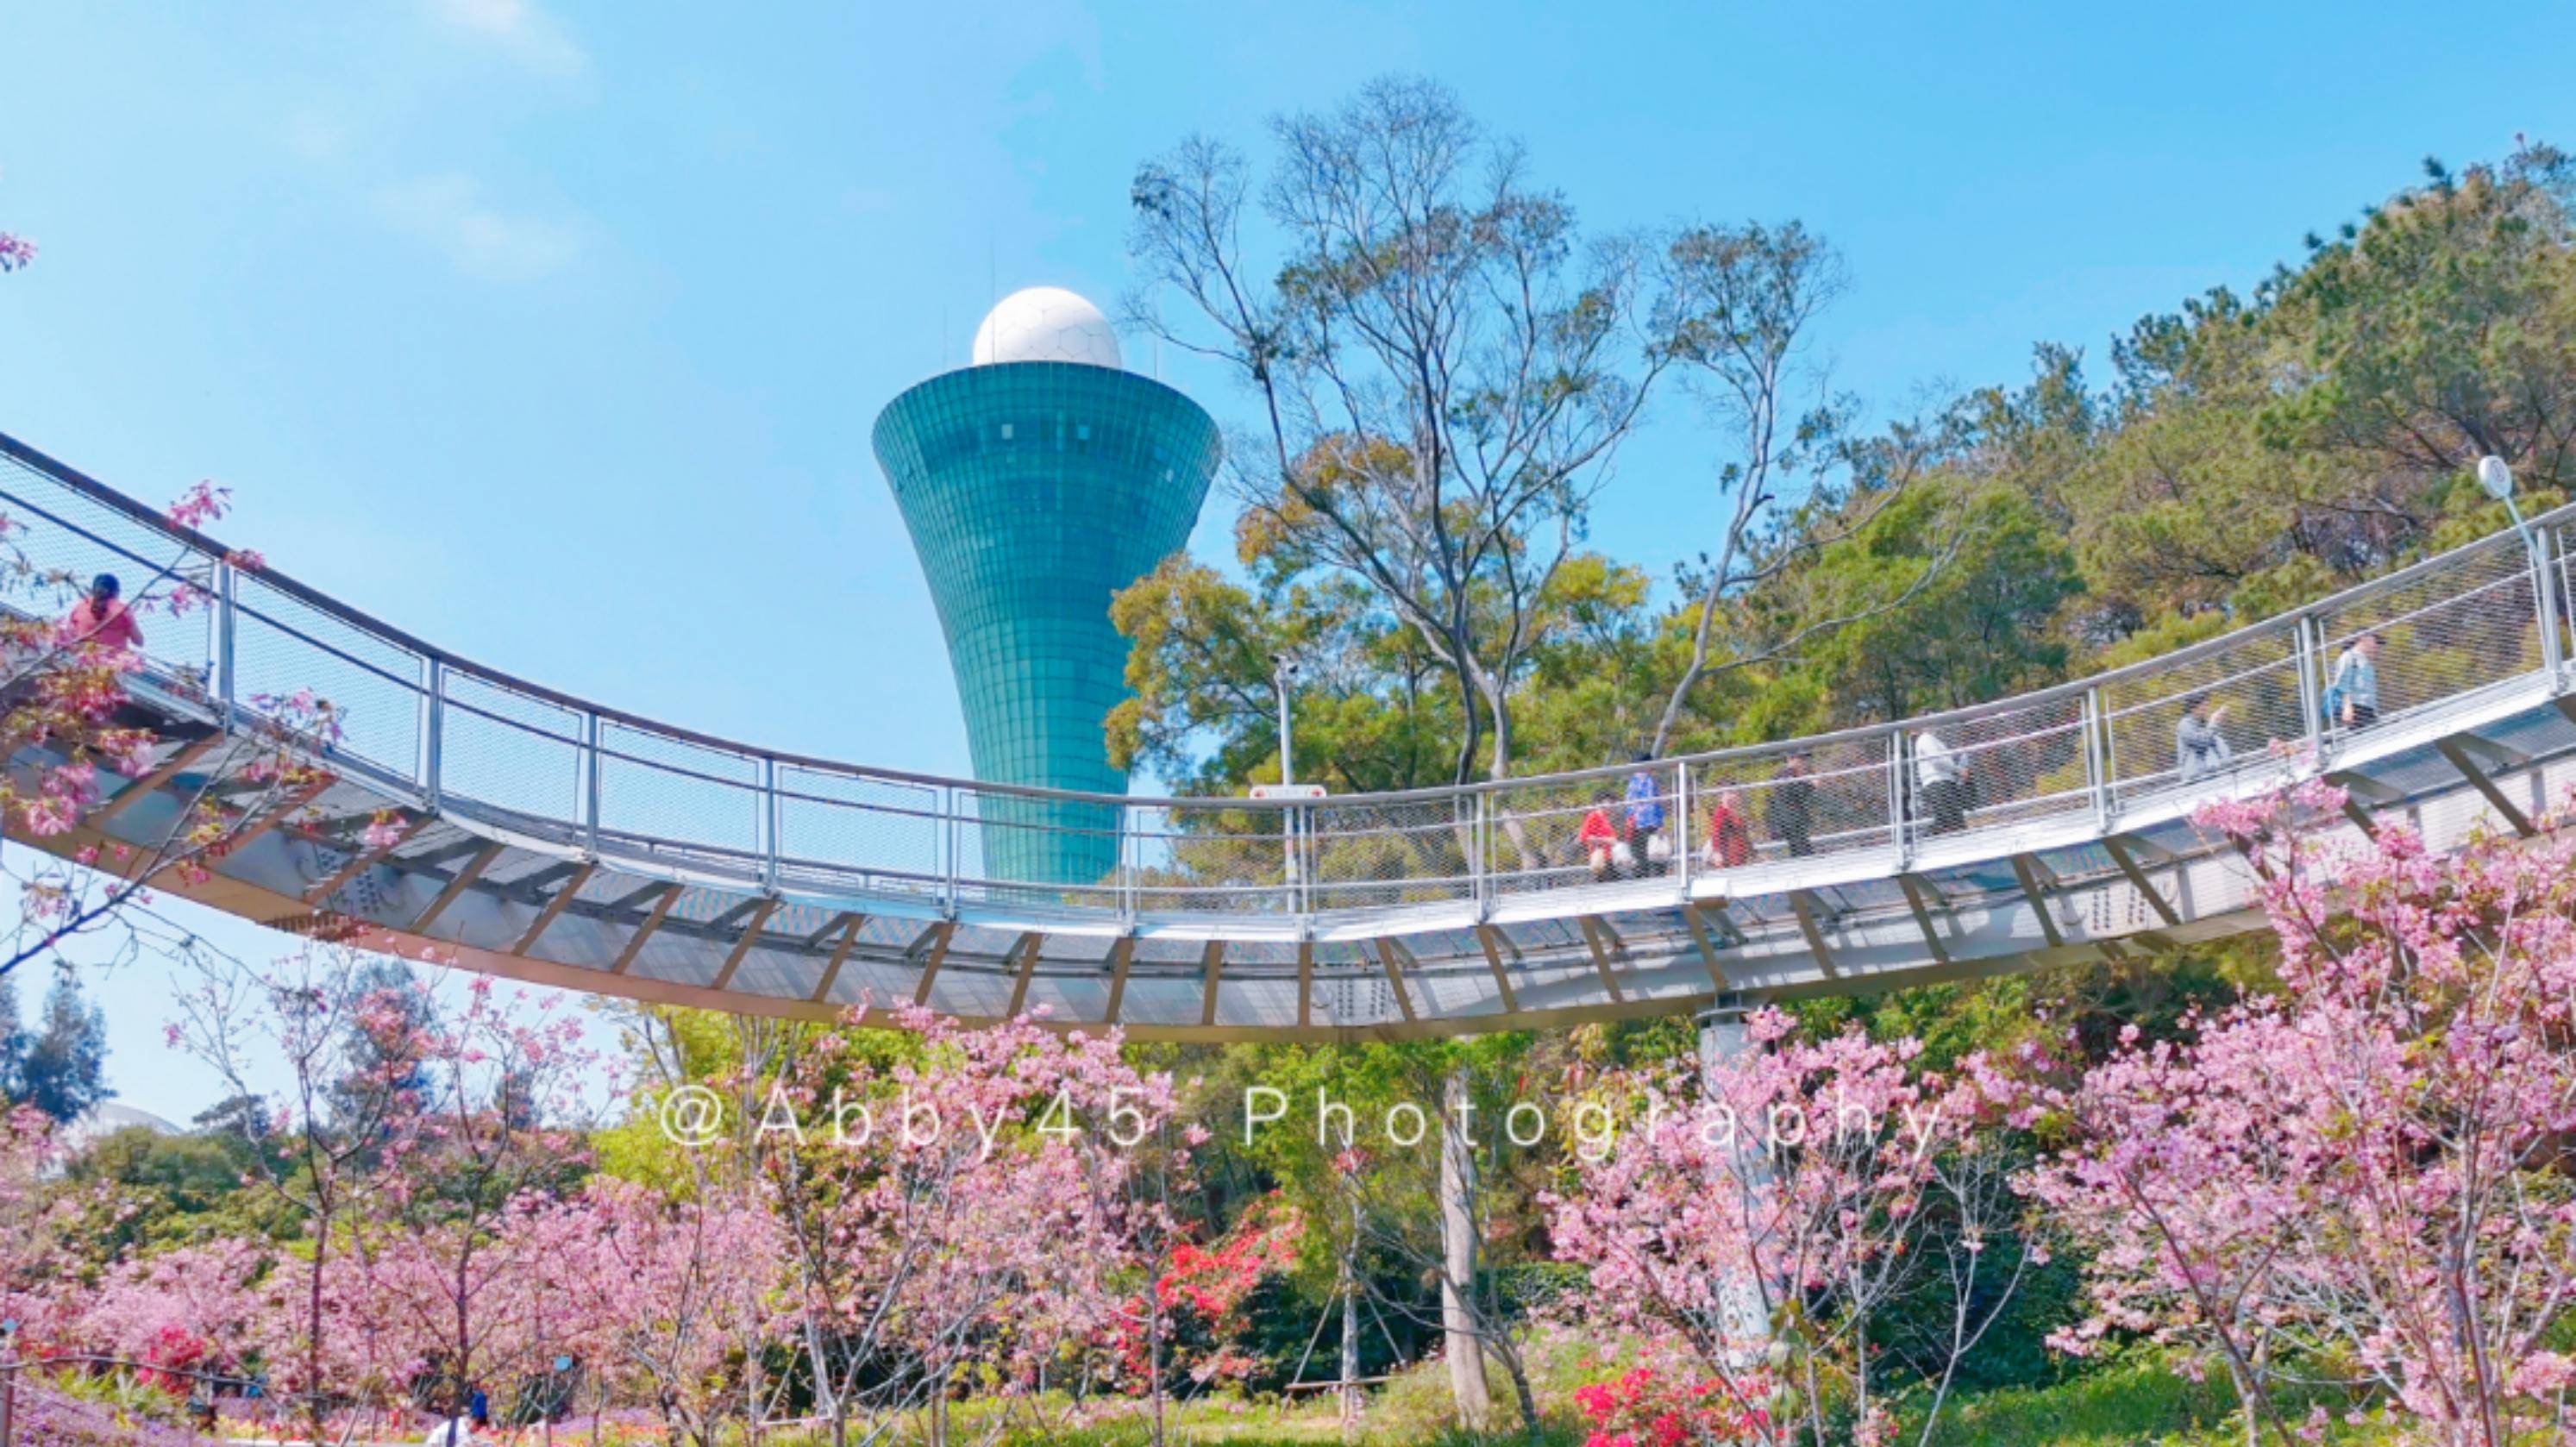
[[1370, 938, 1419, 1023], [411, 839, 503, 933], [1006, 932, 1047, 1018], [1294, 939, 1315, 1028], [610, 885, 683, 974], [809, 914, 863, 1005], [2324, 769, 2405, 805], [605, 880, 680, 968], [92, 736, 222, 824], [910, 921, 956, 1007], [1196, 940, 1226, 1027], [1788, 890, 1838, 976], [2009, 854, 2066, 948], [2100, 836, 2182, 928], [1104, 936, 1136, 1024], [2436, 735, 2535, 836], [709, 898, 780, 991], [1473, 924, 1520, 1012], [1895, 874, 1952, 966], [605, 880, 674, 913], [305, 815, 423, 904], [511, 861, 593, 955], [1677, 904, 1729, 991], [801, 911, 862, 951], [1576, 916, 1626, 1003]]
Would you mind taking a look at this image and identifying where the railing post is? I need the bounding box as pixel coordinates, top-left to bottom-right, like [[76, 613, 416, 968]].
[[1119, 804, 1138, 924], [1474, 791, 1493, 918], [2533, 527, 2566, 681], [582, 711, 602, 855], [942, 786, 961, 917], [1889, 731, 1911, 866], [2083, 687, 2112, 830], [423, 659, 446, 811], [214, 559, 236, 725], [1672, 761, 1693, 896], [760, 756, 780, 893], [2295, 615, 2325, 760]]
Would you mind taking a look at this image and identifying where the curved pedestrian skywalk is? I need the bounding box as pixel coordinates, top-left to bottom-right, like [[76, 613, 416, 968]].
[[7, 428, 2575, 1040]]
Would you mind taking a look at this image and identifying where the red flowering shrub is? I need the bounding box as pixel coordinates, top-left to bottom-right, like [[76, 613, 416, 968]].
[[1572, 1365, 1772, 1446]]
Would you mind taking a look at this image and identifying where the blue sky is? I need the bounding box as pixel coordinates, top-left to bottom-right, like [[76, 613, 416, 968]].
[[3, 0, 2571, 1118]]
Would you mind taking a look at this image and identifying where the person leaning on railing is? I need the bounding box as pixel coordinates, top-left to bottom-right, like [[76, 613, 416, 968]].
[[58, 572, 142, 653], [1578, 793, 1629, 880], [1703, 788, 1755, 869]]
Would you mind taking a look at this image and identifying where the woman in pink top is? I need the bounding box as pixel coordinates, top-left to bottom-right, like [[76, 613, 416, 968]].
[[60, 573, 143, 653]]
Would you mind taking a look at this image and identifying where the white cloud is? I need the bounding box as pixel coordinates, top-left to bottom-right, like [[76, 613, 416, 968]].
[[375, 173, 586, 283], [425, 0, 587, 78]]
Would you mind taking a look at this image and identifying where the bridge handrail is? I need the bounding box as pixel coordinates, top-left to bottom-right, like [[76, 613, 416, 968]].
[[3, 426, 2569, 921]]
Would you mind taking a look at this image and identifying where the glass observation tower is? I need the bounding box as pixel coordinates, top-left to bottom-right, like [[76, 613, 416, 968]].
[[872, 287, 1222, 886]]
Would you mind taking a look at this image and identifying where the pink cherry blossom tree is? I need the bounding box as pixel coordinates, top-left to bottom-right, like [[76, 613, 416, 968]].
[[352, 974, 598, 1424], [524, 1175, 779, 1446], [166, 944, 436, 1438], [751, 1005, 1179, 1447], [78, 1237, 274, 1389], [0, 481, 343, 986], [2030, 782, 2576, 1447], [1549, 1013, 2036, 1447], [0, 1104, 91, 1351]]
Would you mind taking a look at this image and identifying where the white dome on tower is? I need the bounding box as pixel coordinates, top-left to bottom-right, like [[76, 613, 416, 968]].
[[970, 285, 1123, 370]]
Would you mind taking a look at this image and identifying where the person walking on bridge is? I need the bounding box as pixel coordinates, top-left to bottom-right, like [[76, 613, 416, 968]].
[[2327, 630, 2381, 730], [1766, 751, 1817, 857], [1915, 729, 1970, 836]]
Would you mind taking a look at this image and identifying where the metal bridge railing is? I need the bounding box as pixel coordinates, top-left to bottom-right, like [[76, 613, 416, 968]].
[[3, 428, 2570, 938]]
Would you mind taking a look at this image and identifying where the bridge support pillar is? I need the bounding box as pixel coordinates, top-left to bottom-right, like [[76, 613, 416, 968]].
[[1695, 995, 1774, 1365]]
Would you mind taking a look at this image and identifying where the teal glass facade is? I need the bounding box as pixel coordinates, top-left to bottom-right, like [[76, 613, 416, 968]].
[[873, 362, 1221, 885]]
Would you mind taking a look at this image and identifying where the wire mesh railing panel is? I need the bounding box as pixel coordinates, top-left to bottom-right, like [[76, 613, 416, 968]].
[[0, 453, 218, 686], [1124, 800, 1292, 913], [950, 782, 1124, 908], [1483, 763, 1681, 899], [2098, 624, 2307, 805], [231, 574, 424, 779], [442, 671, 586, 822], [599, 719, 762, 855], [1307, 793, 1476, 910], [1910, 695, 2090, 841], [2316, 537, 2542, 735], [1686, 736, 1896, 872], [774, 764, 943, 888]]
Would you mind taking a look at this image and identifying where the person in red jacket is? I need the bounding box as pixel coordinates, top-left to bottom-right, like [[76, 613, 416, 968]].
[[1704, 788, 1756, 869], [1577, 796, 1626, 880], [59, 573, 143, 653]]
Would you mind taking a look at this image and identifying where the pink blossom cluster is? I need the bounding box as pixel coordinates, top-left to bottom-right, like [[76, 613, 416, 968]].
[[2029, 787, 2576, 1445]]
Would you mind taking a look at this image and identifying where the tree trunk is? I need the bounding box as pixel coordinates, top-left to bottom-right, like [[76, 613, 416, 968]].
[[306, 1212, 329, 1445], [1438, 1068, 1493, 1431], [1339, 1202, 1361, 1443]]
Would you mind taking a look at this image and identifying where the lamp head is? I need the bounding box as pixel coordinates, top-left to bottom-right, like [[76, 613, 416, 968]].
[[2477, 454, 2515, 503]]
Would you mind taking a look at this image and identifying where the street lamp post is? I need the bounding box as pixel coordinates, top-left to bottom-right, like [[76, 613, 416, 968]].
[[1274, 654, 1301, 897], [2481, 454, 2564, 676]]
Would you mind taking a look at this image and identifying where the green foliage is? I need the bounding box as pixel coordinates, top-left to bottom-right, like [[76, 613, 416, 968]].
[[66, 1124, 284, 1255]]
